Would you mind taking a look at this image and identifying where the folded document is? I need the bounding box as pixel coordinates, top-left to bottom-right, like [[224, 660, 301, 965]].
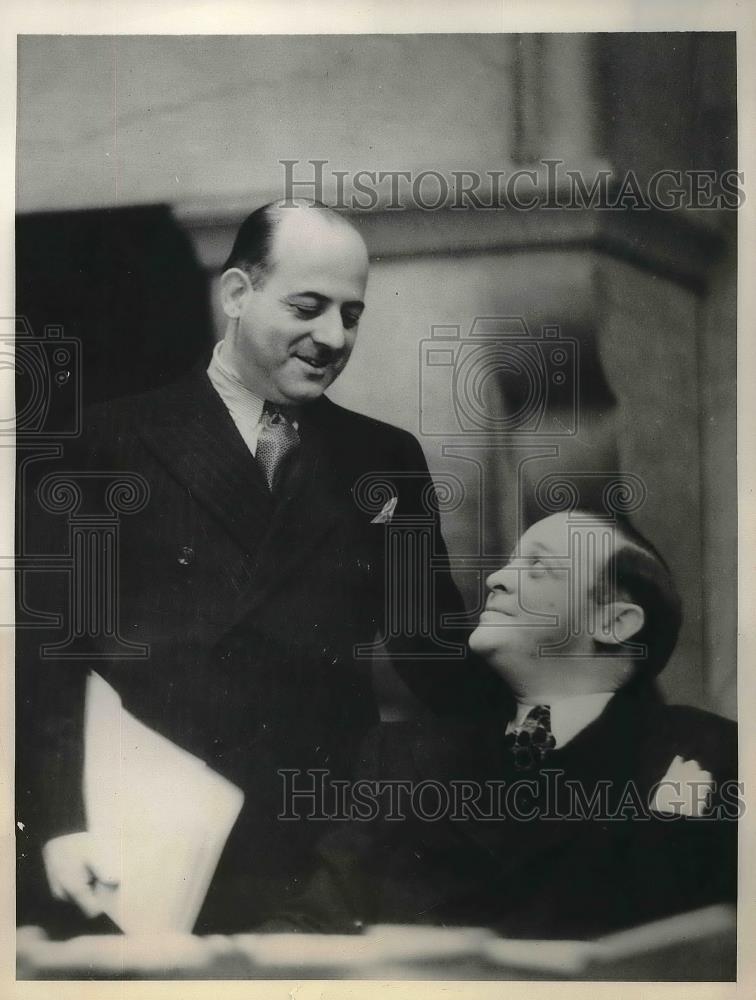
[[83, 671, 245, 935]]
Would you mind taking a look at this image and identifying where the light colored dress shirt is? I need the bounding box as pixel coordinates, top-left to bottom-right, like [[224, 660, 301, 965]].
[[207, 340, 301, 457], [506, 692, 614, 749], [207, 340, 266, 456]]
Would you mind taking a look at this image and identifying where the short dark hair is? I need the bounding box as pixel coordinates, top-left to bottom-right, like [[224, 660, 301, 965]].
[[592, 514, 682, 677], [222, 198, 337, 285]]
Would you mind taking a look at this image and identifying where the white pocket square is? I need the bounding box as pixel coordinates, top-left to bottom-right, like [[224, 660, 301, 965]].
[[651, 755, 714, 816], [371, 496, 398, 524]]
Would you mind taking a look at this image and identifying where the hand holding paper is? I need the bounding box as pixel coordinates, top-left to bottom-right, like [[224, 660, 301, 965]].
[[42, 831, 119, 919], [82, 672, 245, 934]]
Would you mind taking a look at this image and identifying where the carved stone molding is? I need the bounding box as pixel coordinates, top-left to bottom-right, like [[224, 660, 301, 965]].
[[181, 202, 726, 296]]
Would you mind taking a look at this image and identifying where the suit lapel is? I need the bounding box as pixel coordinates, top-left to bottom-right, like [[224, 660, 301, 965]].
[[138, 378, 349, 606], [138, 371, 275, 556], [400, 719, 531, 909], [411, 699, 641, 882], [553, 690, 644, 793], [242, 398, 346, 610], [438, 719, 560, 874]]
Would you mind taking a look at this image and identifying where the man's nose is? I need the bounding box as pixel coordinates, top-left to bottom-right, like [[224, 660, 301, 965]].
[[310, 308, 347, 351], [485, 564, 517, 594]]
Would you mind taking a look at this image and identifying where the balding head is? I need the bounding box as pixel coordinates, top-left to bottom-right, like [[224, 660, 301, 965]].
[[223, 199, 368, 287]]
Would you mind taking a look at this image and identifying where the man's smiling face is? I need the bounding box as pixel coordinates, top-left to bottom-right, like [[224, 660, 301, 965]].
[[223, 209, 369, 405], [469, 512, 610, 693]]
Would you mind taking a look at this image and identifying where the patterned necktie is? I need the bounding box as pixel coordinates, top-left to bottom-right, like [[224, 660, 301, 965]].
[[504, 705, 556, 771], [256, 402, 300, 491]]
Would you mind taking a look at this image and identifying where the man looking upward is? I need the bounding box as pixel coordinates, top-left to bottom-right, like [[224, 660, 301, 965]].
[[268, 509, 737, 939]]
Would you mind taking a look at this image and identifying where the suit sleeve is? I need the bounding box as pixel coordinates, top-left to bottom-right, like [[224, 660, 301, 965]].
[[385, 430, 508, 717]]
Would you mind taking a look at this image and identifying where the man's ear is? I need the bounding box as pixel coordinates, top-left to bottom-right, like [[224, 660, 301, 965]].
[[597, 601, 645, 646], [219, 268, 252, 319]]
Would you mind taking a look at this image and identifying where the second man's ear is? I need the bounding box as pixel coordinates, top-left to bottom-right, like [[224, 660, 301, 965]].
[[219, 267, 253, 319], [597, 601, 645, 646]]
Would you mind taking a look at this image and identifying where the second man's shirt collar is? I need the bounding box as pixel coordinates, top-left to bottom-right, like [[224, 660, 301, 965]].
[[508, 691, 614, 750]]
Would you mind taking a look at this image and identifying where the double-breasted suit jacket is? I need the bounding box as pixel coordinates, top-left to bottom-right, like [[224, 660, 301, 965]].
[[17, 370, 504, 932]]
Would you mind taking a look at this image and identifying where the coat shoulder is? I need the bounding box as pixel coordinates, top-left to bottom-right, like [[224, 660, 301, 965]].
[[318, 397, 422, 456], [655, 702, 736, 741], [72, 373, 219, 462], [82, 372, 211, 430]]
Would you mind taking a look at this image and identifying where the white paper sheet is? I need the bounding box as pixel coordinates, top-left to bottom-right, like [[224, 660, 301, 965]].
[[83, 671, 245, 934]]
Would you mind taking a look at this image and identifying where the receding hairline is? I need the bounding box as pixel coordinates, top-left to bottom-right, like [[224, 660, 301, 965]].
[[222, 198, 367, 283], [528, 510, 672, 589], [263, 200, 366, 272], [527, 511, 645, 555], [266, 198, 364, 240]]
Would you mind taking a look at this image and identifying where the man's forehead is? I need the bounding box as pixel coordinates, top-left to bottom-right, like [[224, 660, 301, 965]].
[[265, 215, 368, 295], [519, 512, 621, 557], [273, 209, 366, 260]]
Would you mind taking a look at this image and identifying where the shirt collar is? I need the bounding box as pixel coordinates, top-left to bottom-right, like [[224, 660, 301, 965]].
[[510, 692, 615, 749], [207, 339, 265, 427]]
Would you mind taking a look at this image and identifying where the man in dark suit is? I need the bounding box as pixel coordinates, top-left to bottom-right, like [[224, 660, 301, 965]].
[[267, 510, 738, 939], [16, 200, 502, 934]]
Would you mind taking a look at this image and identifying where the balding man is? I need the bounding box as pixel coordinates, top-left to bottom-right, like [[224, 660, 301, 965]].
[[18, 201, 502, 935], [268, 510, 737, 940]]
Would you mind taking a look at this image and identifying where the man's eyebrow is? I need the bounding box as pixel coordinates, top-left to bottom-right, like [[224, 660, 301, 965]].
[[515, 541, 566, 564], [529, 541, 555, 556], [507, 541, 552, 559], [285, 291, 328, 301]]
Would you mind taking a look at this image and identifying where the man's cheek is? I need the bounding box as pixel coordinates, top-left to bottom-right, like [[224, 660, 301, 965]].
[[519, 583, 546, 616]]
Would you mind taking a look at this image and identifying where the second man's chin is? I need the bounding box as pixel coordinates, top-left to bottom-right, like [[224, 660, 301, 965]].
[[467, 625, 492, 653]]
